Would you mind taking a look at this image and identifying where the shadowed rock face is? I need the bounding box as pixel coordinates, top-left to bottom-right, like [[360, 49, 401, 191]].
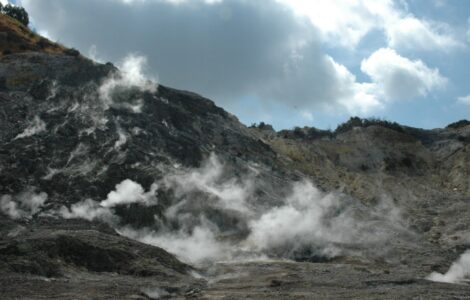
[[0, 51, 286, 204], [1, 16, 470, 299], [0, 218, 190, 277]]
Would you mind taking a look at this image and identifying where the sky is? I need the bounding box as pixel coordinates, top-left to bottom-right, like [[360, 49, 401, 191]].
[[6, 0, 470, 130]]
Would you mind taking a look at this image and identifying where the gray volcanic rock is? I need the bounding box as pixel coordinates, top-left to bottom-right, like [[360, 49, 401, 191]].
[[0, 51, 288, 205], [251, 120, 470, 269]]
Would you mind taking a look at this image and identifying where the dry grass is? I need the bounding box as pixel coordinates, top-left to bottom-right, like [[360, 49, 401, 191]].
[[0, 14, 67, 57]]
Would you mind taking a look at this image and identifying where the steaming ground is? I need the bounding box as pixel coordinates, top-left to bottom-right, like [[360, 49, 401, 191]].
[[0, 190, 47, 220], [3, 161, 470, 290], [2, 153, 415, 266], [118, 154, 412, 266], [427, 250, 470, 284]]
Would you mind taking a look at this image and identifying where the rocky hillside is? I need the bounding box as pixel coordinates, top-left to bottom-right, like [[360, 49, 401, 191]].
[[251, 119, 470, 251], [0, 13, 67, 57], [1, 13, 470, 299]]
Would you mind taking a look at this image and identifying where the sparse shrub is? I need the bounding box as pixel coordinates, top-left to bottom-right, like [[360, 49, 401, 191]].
[[293, 127, 306, 138], [335, 117, 404, 134], [250, 122, 276, 133], [304, 127, 333, 139], [1, 4, 29, 27], [446, 120, 470, 129], [64, 48, 80, 57], [278, 126, 332, 140], [36, 38, 49, 49], [335, 117, 364, 134], [2, 49, 12, 55]]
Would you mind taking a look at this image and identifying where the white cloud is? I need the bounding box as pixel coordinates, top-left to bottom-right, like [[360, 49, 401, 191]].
[[326, 56, 383, 115], [18, 0, 386, 118], [300, 111, 313, 121], [340, 82, 384, 116], [119, 0, 220, 4], [276, 0, 391, 48], [19, 0, 459, 127], [387, 17, 463, 52], [361, 48, 447, 100], [433, 0, 447, 7], [457, 94, 470, 105], [467, 18, 470, 42], [277, 0, 461, 52]]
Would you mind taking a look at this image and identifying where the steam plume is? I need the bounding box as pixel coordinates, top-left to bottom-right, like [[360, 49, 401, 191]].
[[427, 250, 470, 284], [0, 190, 48, 219]]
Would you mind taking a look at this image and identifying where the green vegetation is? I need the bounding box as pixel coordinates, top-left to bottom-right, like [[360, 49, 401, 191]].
[[0, 9, 67, 57], [446, 119, 470, 129], [279, 126, 333, 140], [0, 3, 29, 27], [252, 117, 406, 141], [250, 122, 275, 131], [64, 48, 80, 57], [335, 117, 404, 134]]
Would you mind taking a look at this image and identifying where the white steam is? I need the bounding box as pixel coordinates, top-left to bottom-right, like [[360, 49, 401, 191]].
[[99, 54, 157, 106], [59, 179, 158, 221], [14, 116, 47, 139], [120, 223, 231, 264], [123, 155, 407, 264], [113, 125, 128, 149], [0, 191, 48, 219], [427, 250, 470, 284], [141, 287, 169, 299], [101, 179, 158, 208], [118, 154, 253, 264], [163, 153, 255, 214], [42, 143, 99, 179], [59, 198, 115, 222], [24, 53, 156, 141], [56, 154, 408, 265], [245, 181, 345, 255], [244, 181, 406, 259]]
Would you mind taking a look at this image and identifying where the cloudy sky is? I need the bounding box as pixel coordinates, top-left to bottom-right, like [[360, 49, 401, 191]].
[[8, 0, 470, 129]]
